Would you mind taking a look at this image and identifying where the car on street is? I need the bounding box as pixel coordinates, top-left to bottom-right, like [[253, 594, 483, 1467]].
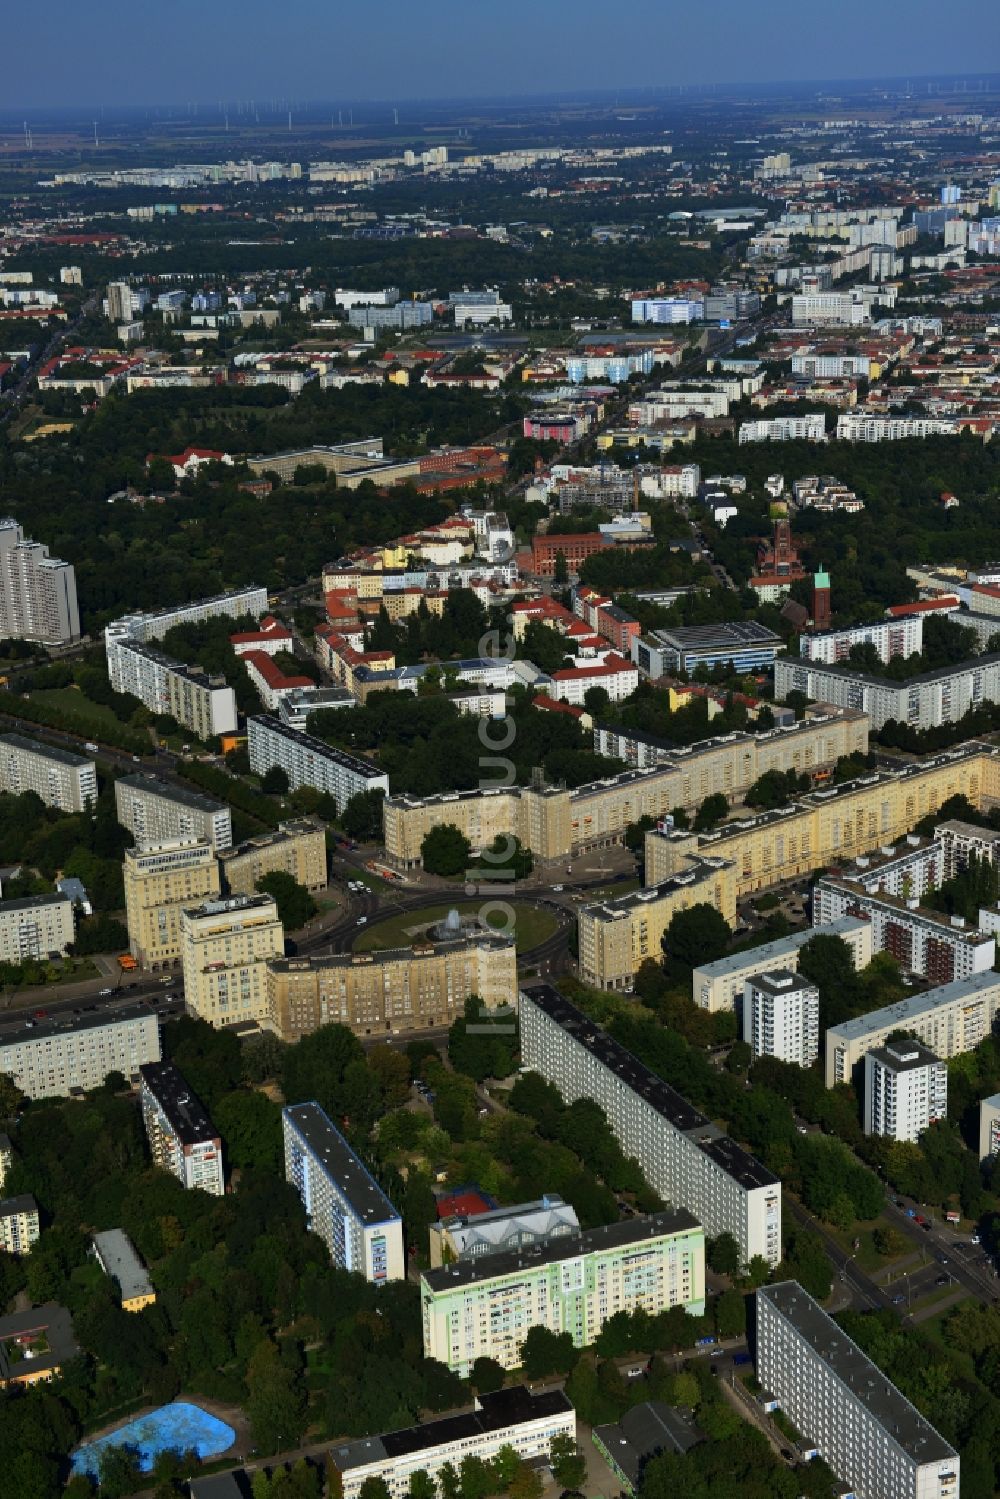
[[892, 1293, 906, 1305]]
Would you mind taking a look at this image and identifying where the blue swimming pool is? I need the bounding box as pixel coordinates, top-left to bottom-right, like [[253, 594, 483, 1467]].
[[71, 1401, 235, 1478]]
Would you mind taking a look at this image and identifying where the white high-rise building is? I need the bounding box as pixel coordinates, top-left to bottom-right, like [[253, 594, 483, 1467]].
[[743, 969, 820, 1068], [0, 734, 96, 812], [519, 984, 781, 1267], [283, 1101, 404, 1284], [756, 1282, 959, 1499], [863, 1040, 947, 1142], [106, 281, 134, 322], [0, 520, 79, 646], [138, 1061, 224, 1195]]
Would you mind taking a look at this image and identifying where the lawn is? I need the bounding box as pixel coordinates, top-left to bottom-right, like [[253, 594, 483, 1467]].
[[28, 687, 123, 729], [354, 901, 562, 954]]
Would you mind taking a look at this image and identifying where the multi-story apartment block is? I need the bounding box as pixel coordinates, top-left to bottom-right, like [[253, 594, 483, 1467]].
[[421, 1210, 704, 1375], [520, 985, 780, 1267], [327, 1387, 576, 1499], [428, 1195, 580, 1269], [0, 999, 165, 1099], [775, 652, 1000, 732], [835, 412, 958, 441], [247, 714, 388, 812], [0, 734, 96, 812], [90, 1229, 156, 1312], [115, 774, 232, 851], [138, 1061, 224, 1195], [978, 1093, 1000, 1161], [738, 415, 827, 442], [825, 971, 1000, 1087], [799, 615, 923, 665], [0, 892, 75, 963], [0, 519, 80, 645], [863, 1040, 947, 1142], [266, 934, 516, 1042], [218, 817, 327, 897], [578, 860, 737, 991], [0, 1194, 40, 1254], [756, 1282, 959, 1499], [123, 837, 221, 967], [283, 1101, 404, 1283], [106, 637, 238, 739], [691, 916, 872, 1013], [813, 875, 995, 983], [384, 708, 868, 869], [105, 585, 268, 648], [691, 741, 1000, 899], [181, 894, 284, 1028], [743, 969, 820, 1067]]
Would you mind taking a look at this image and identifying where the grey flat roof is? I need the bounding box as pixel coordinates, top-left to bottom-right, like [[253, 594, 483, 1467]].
[[248, 714, 387, 781], [784, 650, 1000, 688], [693, 917, 868, 980], [759, 1282, 957, 1465], [594, 1401, 702, 1485], [521, 984, 778, 1191], [0, 1303, 78, 1380], [0, 733, 93, 769], [330, 1387, 573, 1475], [649, 620, 782, 650], [0, 1193, 37, 1217], [117, 774, 228, 816], [139, 1061, 219, 1146], [0, 891, 70, 916], [283, 1101, 399, 1226], [868, 1039, 941, 1073], [91, 1229, 153, 1301], [829, 969, 1000, 1043], [423, 1208, 700, 1294], [0, 995, 178, 1050]]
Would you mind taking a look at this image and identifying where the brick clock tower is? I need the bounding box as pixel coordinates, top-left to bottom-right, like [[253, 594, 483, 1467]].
[[812, 568, 831, 630]]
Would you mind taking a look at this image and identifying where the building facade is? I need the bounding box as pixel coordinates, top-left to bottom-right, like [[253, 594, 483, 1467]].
[[327, 1388, 575, 1499], [421, 1211, 704, 1375], [519, 985, 781, 1267], [0, 1194, 40, 1254], [756, 1282, 959, 1499], [106, 636, 238, 739], [384, 708, 868, 870], [0, 734, 96, 813], [115, 774, 232, 851], [863, 1041, 947, 1143], [0, 892, 75, 963], [138, 1061, 224, 1195], [813, 875, 995, 983], [247, 714, 389, 812], [90, 1229, 156, 1312], [218, 817, 327, 896], [825, 970, 1000, 1087], [181, 894, 285, 1028], [978, 1093, 1000, 1161], [0, 1000, 164, 1099], [123, 837, 221, 968], [691, 916, 873, 1014], [283, 1101, 404, 1283], [266, 934, 516, 1042], [743, 969, 820, 1067], [0, 519, 80, 645], [775, 653, 1000, 732]]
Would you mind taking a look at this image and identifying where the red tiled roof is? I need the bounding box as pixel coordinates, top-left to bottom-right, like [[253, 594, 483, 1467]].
[[242, 651, 313, 691]]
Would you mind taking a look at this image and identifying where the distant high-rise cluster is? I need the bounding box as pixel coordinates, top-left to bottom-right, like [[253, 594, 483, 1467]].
[[0, 519, 79, 647]]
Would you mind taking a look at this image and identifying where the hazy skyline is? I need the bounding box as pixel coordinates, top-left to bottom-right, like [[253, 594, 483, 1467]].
[[4, 0, 998, 111]]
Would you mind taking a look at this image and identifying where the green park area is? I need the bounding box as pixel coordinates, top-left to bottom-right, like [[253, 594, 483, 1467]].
[[353, 901, 562, 954], [27, 687, 124, 730]]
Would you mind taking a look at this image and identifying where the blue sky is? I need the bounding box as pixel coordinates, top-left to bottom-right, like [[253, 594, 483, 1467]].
[[5, 0, 998, 108]]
